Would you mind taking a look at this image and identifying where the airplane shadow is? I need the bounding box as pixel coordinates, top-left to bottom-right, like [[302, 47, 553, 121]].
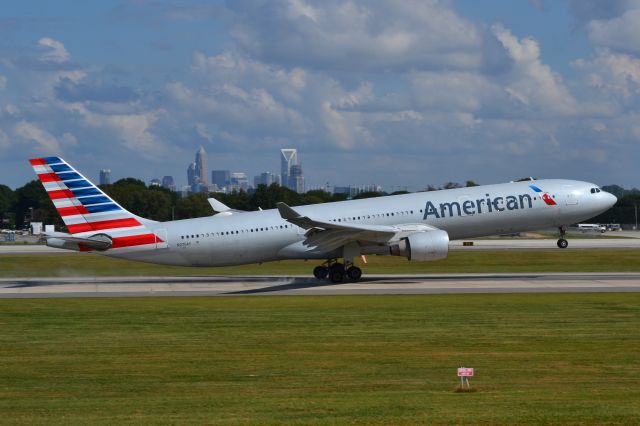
[[223, 274, 543, 294], [224, 278, 343, 295]]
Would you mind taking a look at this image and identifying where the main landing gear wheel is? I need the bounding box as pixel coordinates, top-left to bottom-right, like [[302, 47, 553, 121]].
[[346, 266, 362, 282], [314, 259, 362, 283], [329, 266, 345, 283], [313, 266, 329, 279]]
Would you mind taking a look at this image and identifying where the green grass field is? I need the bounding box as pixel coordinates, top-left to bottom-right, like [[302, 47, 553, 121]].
[[0, 294, 639, 425], [1, 249, 640, 277]]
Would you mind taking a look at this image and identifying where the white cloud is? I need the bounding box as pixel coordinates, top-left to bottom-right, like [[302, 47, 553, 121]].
[[574, 49, 640, 98], [14, 121, 62, 153], [492, 25, 577, 116], [228, 0, 488, 71], [38, 37, 71, 63]]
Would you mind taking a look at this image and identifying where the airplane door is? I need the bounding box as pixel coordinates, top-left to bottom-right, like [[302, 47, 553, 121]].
[[155, 229, 168, 249], [566, 193, 578, 205]]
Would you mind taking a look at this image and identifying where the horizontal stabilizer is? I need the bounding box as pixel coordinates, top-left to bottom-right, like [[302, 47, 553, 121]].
[[44, 231, 112, 251]]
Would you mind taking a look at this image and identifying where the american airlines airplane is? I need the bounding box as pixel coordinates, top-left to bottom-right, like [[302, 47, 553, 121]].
[[29, 156, 617, 283]]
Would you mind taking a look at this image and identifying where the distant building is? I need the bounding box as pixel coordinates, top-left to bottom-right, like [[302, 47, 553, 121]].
[[161, 176, 176, 191], [280, 148, 305, 192], [195, 146, 208, 185], [230, 172, 249, 191], [211, 170, 230, 189], [99, 169, 111, 185], [332, 185, 383, 198], [149, 178, 161, 187], [280, 149, 297, 190], [187, 162, 197, 187], [289, 164, 305, 193], [254, 172, 276, 187]]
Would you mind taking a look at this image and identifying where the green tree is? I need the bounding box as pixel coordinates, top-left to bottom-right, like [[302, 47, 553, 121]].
[[353, 191, 386, 199], [13, 180, 64, 230], [0, 184, 17, 228], [174, 193, 213, 219], [101, 179, 173, 221]]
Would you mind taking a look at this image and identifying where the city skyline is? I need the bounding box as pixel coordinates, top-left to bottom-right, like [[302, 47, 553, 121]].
[[96, 146, 390, 196]]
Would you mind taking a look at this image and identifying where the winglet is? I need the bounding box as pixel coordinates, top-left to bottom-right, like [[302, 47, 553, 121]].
[[208, 197, 232, 212], [276, 202, 301, 220]]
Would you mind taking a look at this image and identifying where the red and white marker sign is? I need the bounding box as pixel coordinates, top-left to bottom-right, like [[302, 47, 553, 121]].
[[457, 367, 474, 377]]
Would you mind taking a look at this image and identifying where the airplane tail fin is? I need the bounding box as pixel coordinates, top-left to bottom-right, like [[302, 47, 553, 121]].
[[29, 156, 161, 250]]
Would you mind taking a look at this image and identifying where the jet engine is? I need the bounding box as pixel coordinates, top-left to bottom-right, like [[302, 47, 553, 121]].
[[389, 230, 449, 261]]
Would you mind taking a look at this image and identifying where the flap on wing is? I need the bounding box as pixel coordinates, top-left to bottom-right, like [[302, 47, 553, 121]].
[[276, 202, 397, 233]]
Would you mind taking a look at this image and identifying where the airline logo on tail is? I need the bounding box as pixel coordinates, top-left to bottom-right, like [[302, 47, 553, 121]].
[[528, 184, 557, 206], [29, 156, 162, 249]]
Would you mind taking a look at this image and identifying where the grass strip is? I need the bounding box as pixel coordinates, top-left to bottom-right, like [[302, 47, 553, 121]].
[[0, 294, 638, 424]]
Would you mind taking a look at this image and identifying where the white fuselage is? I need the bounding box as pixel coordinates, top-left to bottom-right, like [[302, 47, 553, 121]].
[[107, 179, 617, 267]]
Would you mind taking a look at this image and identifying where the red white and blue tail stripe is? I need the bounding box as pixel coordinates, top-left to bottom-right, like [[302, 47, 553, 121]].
[[29, 156, 162, 250]]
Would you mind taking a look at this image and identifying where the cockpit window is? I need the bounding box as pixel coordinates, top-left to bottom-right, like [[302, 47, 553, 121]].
[[590, 187, 602, 194]]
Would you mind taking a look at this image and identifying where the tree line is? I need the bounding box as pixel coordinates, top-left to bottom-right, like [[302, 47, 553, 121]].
[[0, 179, 638, 232]]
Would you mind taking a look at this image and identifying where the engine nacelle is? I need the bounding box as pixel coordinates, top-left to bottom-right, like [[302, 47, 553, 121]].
[[389, 230, 449, 261]]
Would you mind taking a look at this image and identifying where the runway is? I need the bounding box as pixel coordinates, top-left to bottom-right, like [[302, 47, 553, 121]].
[[1, 273, 640, 298]]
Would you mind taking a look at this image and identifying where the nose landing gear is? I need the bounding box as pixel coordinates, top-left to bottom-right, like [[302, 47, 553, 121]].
[[557, 226, 569, 249]]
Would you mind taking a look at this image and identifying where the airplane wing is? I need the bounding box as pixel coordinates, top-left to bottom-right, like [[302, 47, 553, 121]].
[[276, 202, 439, 252]]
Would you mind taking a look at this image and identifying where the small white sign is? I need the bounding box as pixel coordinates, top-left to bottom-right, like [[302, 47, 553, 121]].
[[457, 367, 474, 377]]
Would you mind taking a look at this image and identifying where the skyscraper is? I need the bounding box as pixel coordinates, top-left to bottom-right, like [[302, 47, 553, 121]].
[[211, 170, 230, 189], [162, 176, 176, 191], [254, 172, 275, 187], [99, 169, 111, 185], [280, 149, 297, 190], [289, 164, 305, 193], [195, 146, 208, 185], [187, 162, 197, 187]]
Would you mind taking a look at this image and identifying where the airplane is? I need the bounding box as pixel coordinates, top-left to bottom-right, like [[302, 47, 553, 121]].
[[29, 156, 617, 283]]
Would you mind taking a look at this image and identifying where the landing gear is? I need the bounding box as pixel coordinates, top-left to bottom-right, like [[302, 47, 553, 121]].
[[557, 226, 569, 249], [329, 264, 345, 283], [313, 259, 362, 283], [313, 265, 329, 279], [346, 266, 362, 281]]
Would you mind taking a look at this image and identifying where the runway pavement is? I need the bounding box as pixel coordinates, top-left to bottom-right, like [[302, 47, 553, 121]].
[[1, 273, 639, 298]]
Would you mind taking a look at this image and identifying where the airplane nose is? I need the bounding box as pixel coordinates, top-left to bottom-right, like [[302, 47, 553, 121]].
[[604, 191, 617, 208]]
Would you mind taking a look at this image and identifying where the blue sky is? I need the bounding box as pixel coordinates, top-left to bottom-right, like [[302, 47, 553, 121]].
[[1, 0, 639, 190]]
